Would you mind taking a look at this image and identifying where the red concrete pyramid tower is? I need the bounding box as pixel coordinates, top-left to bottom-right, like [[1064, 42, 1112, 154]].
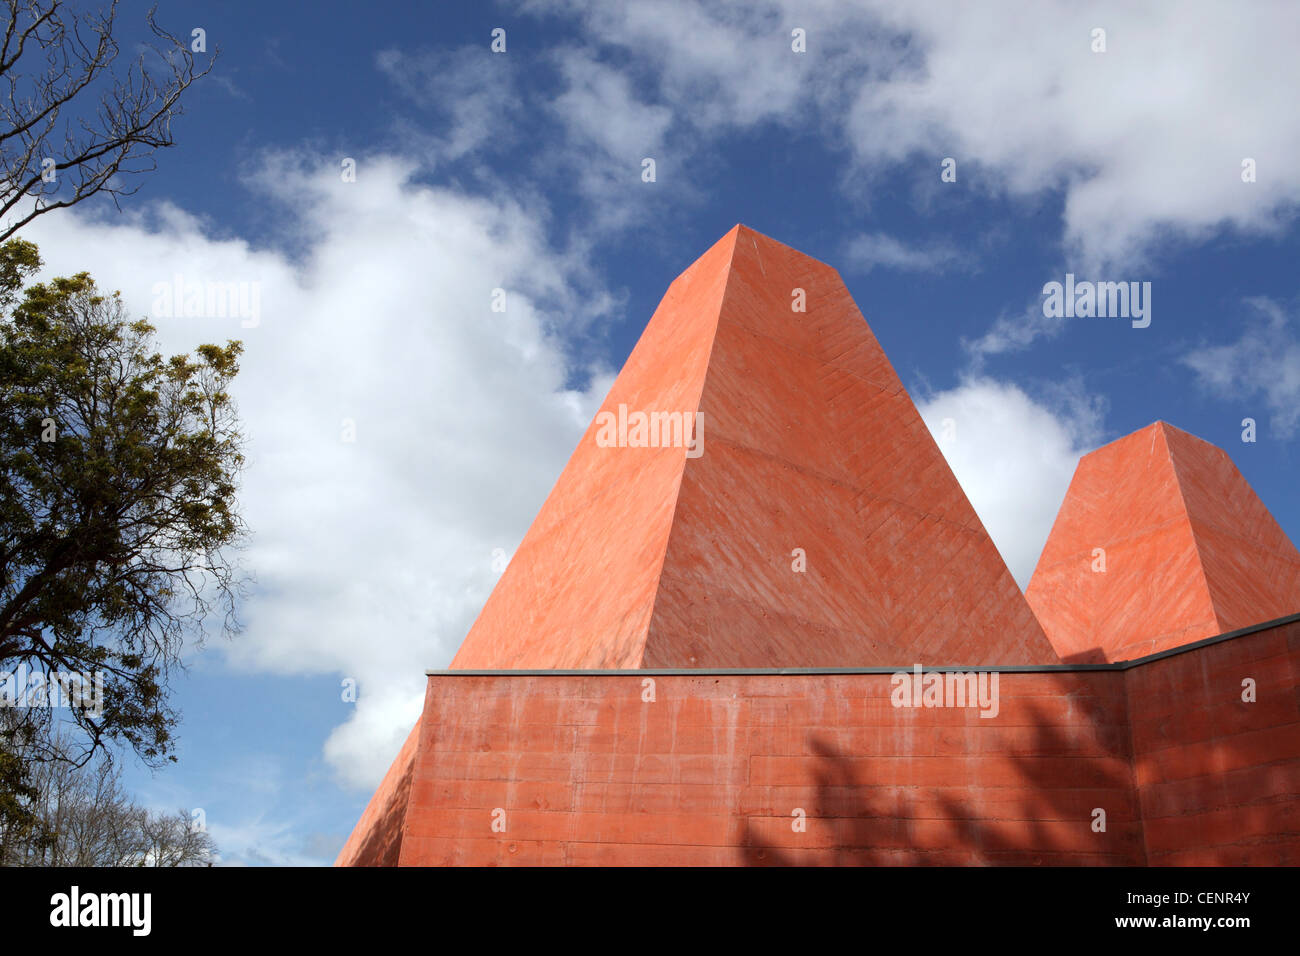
[[1026, 420, 1300, 662], [451, 225, 1054, 668]]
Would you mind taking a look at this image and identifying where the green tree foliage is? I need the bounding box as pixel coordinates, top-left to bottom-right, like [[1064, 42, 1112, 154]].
[[0, 238, 245, 846]]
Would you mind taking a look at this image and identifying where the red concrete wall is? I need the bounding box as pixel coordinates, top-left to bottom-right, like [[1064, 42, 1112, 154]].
[[394, 670, 1144, 865], [356, 620, 1300, 865], [1125, 619, 1300, 864], [343, 621, 1300, 868]]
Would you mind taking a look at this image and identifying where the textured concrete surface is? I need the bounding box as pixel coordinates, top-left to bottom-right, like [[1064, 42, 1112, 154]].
[[339, 229, 1300, 867], [452, 224, 1053, 670], [337, 619, 1299, 866], [1126, 619, 1300, 864], [1027, 421, 1300, 662]]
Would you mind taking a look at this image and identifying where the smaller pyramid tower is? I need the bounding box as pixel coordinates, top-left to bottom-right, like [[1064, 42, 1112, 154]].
[[1026, 421, 1300, 662]]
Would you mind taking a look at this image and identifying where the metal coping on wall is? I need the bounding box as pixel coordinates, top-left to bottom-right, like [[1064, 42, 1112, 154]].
[[425, 611, 1300, 676]]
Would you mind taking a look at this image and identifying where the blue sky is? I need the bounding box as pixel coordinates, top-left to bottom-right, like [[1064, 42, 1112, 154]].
[[13, 1, 1300, 864]]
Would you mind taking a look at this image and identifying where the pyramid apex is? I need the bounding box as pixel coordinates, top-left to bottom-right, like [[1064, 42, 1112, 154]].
[[1154, 419, 1227, 456], [1151, 419, 1200, 441], [1078, 420, 1215, 465]]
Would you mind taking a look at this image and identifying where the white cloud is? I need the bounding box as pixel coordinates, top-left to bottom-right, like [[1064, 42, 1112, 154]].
[[845, 2, 1300, 270], [961, 302, 1065, 366], [1182, 296, 1300, 437], [544, 51, 683, 224], [529, 0, 1300, 270], [845, 231, 970, 273], [376, 45, 519, 161], [917, 376, 1104, 587], [22, 155, 609, 789], [530, 0, 819, 130], [551, 51, 673, 162]]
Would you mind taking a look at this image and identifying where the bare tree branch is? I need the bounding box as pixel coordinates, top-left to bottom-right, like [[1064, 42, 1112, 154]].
[[0, 0, 216, 242]]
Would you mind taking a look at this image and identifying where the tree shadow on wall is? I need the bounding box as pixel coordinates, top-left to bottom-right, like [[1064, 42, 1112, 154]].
[[736, 696, 1143, 866]]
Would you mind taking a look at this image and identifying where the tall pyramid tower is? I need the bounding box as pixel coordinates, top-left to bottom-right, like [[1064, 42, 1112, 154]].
[[1026, 420, 1300, 662], [452, 225, 1054, 668]]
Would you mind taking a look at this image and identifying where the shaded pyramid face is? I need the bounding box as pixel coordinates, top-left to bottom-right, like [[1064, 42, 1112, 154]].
[[1026, 421, 1300, 663], [451, 225, 1056, 669]]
